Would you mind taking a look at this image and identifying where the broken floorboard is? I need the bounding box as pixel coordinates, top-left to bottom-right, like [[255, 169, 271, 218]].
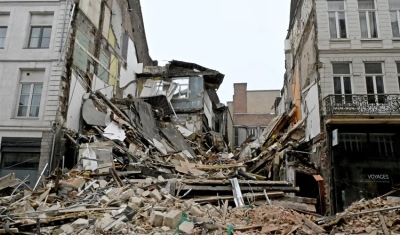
[[193, 191, 284, 203], [179, 185, 299, 192], [128, 178, 292, 186]]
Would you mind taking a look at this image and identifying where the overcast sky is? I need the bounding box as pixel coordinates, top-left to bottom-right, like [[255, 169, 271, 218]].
[[140, 0, 290, 104]]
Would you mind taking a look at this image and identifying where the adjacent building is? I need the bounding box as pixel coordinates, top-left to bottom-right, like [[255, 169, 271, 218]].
[[227, 83, 279, 148], [278, 0, 400, 214], [0, 0, 153, 187]]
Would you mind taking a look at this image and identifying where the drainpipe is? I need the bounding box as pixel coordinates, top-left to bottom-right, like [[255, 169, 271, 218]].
[[59, 0, 70, 52], [48, 123, 57, 176]]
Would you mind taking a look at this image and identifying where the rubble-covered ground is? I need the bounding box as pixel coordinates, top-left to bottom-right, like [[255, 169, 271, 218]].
[[0, 173, 323, 235]]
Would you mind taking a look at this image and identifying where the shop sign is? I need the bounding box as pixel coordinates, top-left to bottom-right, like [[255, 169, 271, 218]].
[[359, 174, 390, 183]]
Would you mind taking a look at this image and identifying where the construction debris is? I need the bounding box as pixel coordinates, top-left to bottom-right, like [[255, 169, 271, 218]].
[[0, 85, 326, 234]]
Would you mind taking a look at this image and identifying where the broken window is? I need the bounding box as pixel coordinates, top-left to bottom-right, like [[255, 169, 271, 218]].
[[358, 0, 378, 38], [0, 27, 7, 48], [365, 63, 384, 104], [390, 0, 400, 37], [17, 83, 43, 117], [28, 26, 52, 48], [0, 137, 41, 170], [172, 78, 189, 99], [328, 0, 347, 38], [332, 63, 352, 104]]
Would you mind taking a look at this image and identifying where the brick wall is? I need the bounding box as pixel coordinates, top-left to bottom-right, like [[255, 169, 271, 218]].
[[233, 83, 247, 113]]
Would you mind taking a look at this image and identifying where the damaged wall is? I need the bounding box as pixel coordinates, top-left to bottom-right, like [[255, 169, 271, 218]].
[[302, 82, 320, 141]]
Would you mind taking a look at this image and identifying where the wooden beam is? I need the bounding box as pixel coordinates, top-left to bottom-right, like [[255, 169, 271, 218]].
[[192, 192, 284, 203]]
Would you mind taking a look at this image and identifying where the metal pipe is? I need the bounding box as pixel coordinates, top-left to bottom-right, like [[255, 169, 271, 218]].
[[48, 129, 56, 177], [62, 156, 65, 170], [58, 3, 76, 64], [59, 0, 70, 52], [33, 163, 48, 191]]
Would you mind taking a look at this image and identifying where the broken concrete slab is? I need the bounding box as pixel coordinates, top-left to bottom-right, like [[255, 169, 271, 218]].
[[163, 210, 182, 229], [179, 221, 194, 234], [150, 189, 163, 201], [149, 211, 165, 227]]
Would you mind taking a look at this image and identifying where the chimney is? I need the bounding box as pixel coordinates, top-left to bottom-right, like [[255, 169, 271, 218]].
[[233, 83, 247, 114]]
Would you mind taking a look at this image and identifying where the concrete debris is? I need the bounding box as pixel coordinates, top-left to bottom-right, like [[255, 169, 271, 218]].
[[179, 221, 194, 234], [0, 85, 337, 235]]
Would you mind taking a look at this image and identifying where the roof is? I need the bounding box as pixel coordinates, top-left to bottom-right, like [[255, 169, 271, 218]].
[[170, 60, 225, 89]]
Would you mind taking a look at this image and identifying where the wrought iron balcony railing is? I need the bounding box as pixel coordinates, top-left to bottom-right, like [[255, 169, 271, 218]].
[[324, 94, 400, 117]]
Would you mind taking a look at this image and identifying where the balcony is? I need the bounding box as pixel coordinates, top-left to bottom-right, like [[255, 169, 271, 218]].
[[324, 94, 400, 121]]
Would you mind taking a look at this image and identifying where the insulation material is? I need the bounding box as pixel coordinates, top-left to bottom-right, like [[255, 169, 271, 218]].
[[79, 0, 101, 29], [66, 73, 87, 132], [102, 6, 111, 39]]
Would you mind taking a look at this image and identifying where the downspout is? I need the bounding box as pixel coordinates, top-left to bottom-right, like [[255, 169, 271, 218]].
[[59, 0, 70, 52], [58, 3, 76, 64], [48, 124, 57, 176]]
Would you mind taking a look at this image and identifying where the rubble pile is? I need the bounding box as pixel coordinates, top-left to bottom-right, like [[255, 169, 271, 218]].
[[0, 88, 328, 234], [319, 196, 400, 234], [0, 175, 324, 234]]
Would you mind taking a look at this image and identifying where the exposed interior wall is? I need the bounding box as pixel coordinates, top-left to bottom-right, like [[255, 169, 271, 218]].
[[302, 82, 320, 141], [203, 89, 213, 129], [66, 73, 87, 132]]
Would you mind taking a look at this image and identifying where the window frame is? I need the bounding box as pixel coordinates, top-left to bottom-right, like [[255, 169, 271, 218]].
[[332, 63, 353, 104], [327, 0, 348, 39], [397, 63, 400, 91], [364, 62, 385, 103], [389, 2, 400, 37], [0, 26, 7, 49], [358, 0, 379, 39], [28, 26, 52, 49], [172, 78, 189, 99], [16, 83, 43, 118]]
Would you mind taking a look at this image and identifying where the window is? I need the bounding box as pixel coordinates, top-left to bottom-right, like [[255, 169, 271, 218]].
[[339, 133, 367, 152], [17, 84, 43, 117], [172, 78, 189, 99], [328, 0, 347, 38], [0, 27, 6, 48], [365, 63, 384, 103], [332, 63, 352, 104], [1, 137, 41, 170], [390, 0, 400, 37], [358, 0, 378, 38], [28, 26, 51, 48], [369, 133, 397, 157], [397, 63, 400, 91]]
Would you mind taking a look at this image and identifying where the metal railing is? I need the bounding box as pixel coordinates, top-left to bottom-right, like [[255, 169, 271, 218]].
[[324, 94, 400, 117]]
